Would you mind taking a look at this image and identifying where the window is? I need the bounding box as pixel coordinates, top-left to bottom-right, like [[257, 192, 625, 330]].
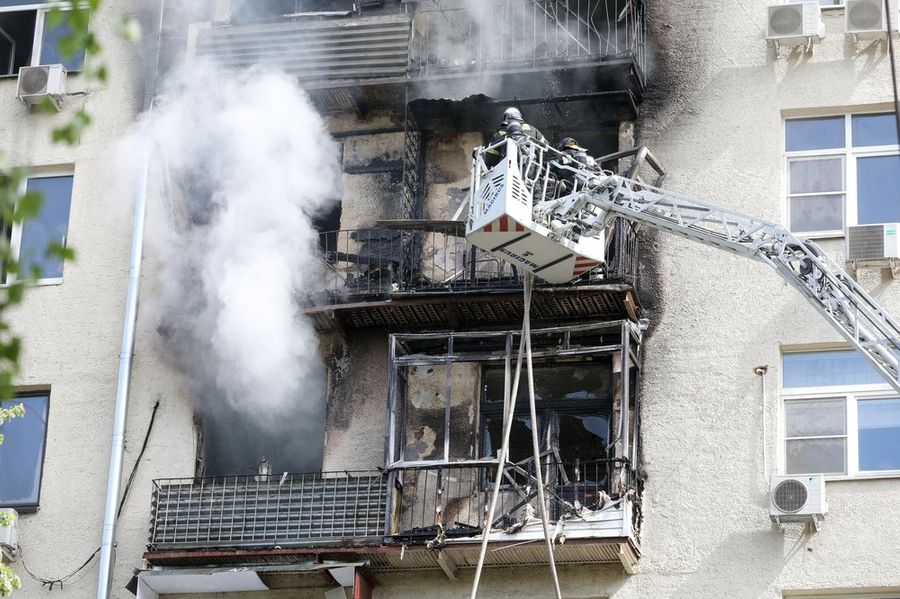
[[480, 363, 612, 465], [7, 173, 74, 283], [784, 113, 900, 236], [0, 393, 49, 511], [0, 1, 85, 77], [782, 350, 900, 477]]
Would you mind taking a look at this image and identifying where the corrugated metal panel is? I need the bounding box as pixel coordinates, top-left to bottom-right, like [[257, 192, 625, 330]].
[[196, 15, 411, 82]]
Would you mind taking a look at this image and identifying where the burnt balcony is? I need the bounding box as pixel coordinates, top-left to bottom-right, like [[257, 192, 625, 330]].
[[302, 218, 640, 331], [193, 0, 647, 115], [145, 459, 639, 573]]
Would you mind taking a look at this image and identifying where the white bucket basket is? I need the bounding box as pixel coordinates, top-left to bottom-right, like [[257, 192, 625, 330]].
[[466, 141, 606, 284]]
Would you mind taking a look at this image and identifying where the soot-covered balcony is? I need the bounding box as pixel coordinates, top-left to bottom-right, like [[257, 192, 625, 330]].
[[192, 0, 647, 114], [302, 218, 640, 331], [144, 321, 643, 573]]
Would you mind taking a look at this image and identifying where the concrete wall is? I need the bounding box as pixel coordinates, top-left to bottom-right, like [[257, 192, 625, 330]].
[[1, 2, 196, 598]]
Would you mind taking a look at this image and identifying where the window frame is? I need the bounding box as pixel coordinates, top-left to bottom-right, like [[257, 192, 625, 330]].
[[0, 390, 50, 512], [780, 349, 900, 481], [6, 169, 75, 286], [783, 112, 900, 239], [0, 1, 83, 78]]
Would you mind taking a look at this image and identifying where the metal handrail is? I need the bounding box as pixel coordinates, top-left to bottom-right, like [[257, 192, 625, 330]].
[[409, 0, 646, 76]]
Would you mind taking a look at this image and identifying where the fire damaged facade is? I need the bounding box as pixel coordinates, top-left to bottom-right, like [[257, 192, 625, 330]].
[[144, 0, 648, 591], [4, 0, 900, 599]]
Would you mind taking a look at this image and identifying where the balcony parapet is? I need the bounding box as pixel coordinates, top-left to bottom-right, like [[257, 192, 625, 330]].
[[146, 459, 640, 573]]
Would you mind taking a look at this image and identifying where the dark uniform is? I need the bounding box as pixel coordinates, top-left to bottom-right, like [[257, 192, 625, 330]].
[[484, 108, 548, 168]]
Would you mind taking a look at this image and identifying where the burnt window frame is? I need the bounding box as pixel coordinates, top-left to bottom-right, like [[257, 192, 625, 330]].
[[385, 320, 642, 471]]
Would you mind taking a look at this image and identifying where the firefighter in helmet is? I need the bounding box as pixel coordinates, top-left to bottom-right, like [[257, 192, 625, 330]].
[[558, 137, 596, 169], [483, 107, 548, 167]]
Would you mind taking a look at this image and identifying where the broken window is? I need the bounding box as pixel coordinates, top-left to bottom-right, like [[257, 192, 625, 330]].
[[387, 322, 640, 469], [0, 2, 86, 76], [480, 363, 612, 465]]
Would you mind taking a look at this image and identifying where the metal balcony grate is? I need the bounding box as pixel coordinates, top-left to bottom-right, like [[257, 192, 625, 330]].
[[149, 471, 387, 550]]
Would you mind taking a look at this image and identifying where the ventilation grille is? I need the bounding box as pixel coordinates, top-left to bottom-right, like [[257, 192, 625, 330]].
[[19, 67, 49, 95], [769, 5, 805, 36], [847, 0, 885, 30], [773, 479, 808, 513], [848, 225, 887, 261]]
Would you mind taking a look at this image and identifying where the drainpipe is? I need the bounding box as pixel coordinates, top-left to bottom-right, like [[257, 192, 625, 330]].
[[754, 365, 770, 480], [96, 2, 165, 598]]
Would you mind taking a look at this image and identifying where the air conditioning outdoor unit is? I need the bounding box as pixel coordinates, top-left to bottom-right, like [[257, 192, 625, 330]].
[[769, 475, 827, 529], [16, 64, 67, 111], [847, 223, 900, 264], [846, 0, 900, 39], [0, 509, 18, 561], [767, 2, 825, 46]]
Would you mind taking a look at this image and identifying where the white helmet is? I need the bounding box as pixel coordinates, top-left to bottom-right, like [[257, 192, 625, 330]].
[[503, 106, 523, 123]]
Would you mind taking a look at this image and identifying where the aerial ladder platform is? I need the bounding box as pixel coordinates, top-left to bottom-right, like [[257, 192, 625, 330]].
[[467, 137, 900, 394]]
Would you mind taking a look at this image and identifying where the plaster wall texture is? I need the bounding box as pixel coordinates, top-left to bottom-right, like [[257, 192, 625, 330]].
[[1, 2, 195, 597]]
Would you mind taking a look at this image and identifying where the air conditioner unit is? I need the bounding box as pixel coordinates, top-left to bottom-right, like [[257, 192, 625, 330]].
[[16, 64, 67, 111], [846, 0, 900, 39], [847, 223, 900, 263], [0, 509, 18, 561], [769, 475, 827, 528], [767, 2, 825, 46]]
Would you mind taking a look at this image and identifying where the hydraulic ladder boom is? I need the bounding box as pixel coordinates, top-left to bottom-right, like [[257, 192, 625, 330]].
[[467, 139, 900, 393]]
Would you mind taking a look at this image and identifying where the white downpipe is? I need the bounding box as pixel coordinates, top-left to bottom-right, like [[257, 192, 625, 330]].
[[755, 365, 769, 479], [96, 2, 165, 597]]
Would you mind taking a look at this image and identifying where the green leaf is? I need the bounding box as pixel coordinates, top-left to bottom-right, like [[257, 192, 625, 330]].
[[6, 283, 23, 304], [46, 7, 65, 28], [53, 110, 92, 145], [16, 190, 43, 221], [47, 242, 75, 262], [116, 16, 142, 42]]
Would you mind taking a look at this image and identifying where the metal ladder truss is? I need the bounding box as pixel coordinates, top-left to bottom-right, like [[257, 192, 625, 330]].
[[516, 140, 900, 394]]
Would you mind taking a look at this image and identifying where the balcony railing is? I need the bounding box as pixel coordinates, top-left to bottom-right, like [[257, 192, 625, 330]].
[[149, 471, 387, 550], [306, 218, 637, 307], [148, 460, 637, 552], [409, 0, 646, 77], [390, 458, 633, 541]]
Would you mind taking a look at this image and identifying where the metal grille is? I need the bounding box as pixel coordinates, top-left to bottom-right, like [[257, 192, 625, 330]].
[[848, 225, 887, 261], [773, 479, 808, 514], [410, 0, 646, 79], [149, 471, 387, 550], [305, 220, 637, 307], [195, 15, 411, 81]]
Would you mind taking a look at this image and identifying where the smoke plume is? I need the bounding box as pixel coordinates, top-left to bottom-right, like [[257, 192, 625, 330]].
[[127, 61, 342, 475]]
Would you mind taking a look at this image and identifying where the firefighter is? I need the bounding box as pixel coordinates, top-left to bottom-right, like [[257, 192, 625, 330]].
[[483, 107, 547, 167], [557, 137, 596, 169]]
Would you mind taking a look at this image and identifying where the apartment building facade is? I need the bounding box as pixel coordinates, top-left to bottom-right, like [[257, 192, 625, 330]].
[[1, 0, 899, 598]]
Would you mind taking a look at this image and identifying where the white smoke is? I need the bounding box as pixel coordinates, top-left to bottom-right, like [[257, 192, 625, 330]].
[[125, 60, 342, 474]]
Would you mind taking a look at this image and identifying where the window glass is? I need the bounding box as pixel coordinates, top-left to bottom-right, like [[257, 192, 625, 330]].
[[785, 117, 845, 152], [787, 0, 841, 4], [783, 350, 884, 388], [0, 1, 47, 6], [852, 113, 900, 147], [39, 13, 85, 70], [785, 438, 846, 475], [784, 399, 845, 437], [0, 10, 37, 75], [857, 155, 900, 225], [788, 157, 843, 194], [858, 398, 900, 471], [19, 175, 73, 280], [0, 394, 49, 509], [789, 195, 843, 232]]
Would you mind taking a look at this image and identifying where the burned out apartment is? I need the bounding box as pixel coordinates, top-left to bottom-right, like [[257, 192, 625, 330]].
[[2, 0, 900, 598]]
